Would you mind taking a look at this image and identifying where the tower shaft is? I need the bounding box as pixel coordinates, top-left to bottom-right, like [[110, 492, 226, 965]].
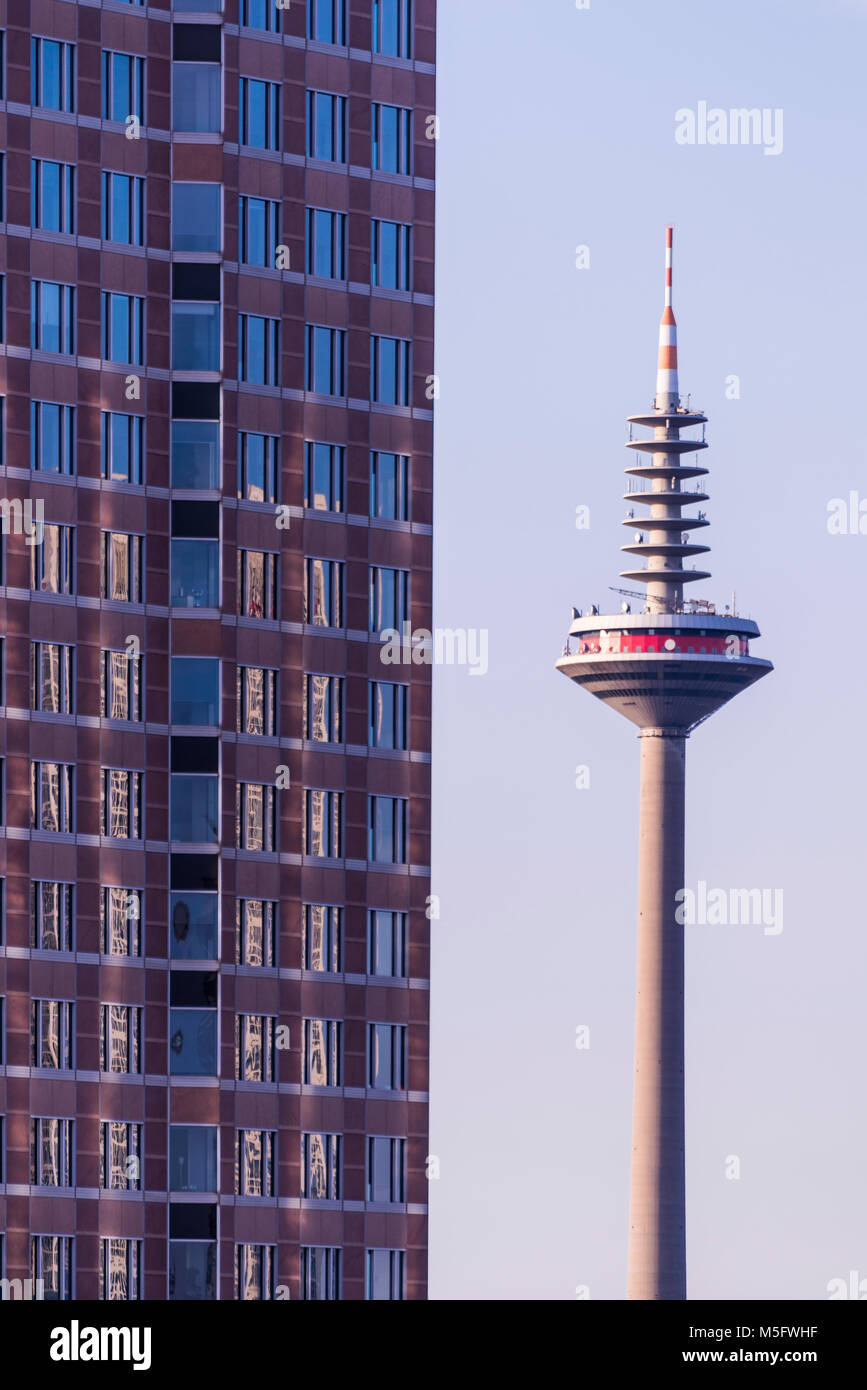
[[627, 728, 686, 1299]]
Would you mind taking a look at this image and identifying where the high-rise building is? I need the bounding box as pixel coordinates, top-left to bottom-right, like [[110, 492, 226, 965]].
[[556, 229, 772, 1299], [0, 0, 434, 1301]]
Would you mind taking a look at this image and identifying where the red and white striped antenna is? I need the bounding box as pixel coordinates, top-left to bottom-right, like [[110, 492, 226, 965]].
[[655, 225, 679, 411]]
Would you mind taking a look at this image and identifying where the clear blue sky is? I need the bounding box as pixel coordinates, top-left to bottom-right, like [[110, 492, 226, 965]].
[[430, 0, 867, 1299]]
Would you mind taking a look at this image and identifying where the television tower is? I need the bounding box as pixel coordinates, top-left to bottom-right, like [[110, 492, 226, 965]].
[[556, 228, 772, 1299]]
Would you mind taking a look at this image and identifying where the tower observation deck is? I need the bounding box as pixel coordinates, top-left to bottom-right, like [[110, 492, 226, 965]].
[[555, 229, 772, 1299]]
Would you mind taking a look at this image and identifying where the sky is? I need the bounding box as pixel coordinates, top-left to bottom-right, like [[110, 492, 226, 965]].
[[429, 0, 867, 1300]]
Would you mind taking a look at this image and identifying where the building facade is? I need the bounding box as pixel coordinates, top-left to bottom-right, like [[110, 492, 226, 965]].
[[0, 0, 434, 1301]]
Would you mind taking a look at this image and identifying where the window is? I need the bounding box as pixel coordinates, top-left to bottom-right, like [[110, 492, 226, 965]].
[[369, 795, 407, 863], [301, 1247, 340, 1301], [100, 887, 142, 957], [368, 909, 407, 977], [31, 282, 75, 353], [173, 64, 221, 133], [304, 442, 344, 510], [102, 51, 144, 122], [301, 1133, 341, 1199], [308, 0, 345, 44], [32, 1237, 73, 1301], [31, 160, 75, 233], [31, 402, 74, 474], [101, 532, 143, 602], [373, 0, 412, 57], [235, 899, 277, 967], [235, 1130, 275, 1196], [304, 789, 342, 858], [242, 0, 280, 31], [237, 666, 277, 736], [101, 769, 142, 840], [171, 538, 220, 608], [371, 220, 411, 289], [171, 890, 219, 959], [99, 1122, 142, 1191], [368, 1136, 406, 1204], [238, 432, 277, 503], [369, 1022, 406, 1090], [237, 549, 278, 619], [302, 1019, 341, 1086], [172, 184, 221, 252], [369, 681, 408, 749], [171, 657, 220, 725], [172, 301, 221, 371], [306, 325, 345, 396], [306, 208, 346, 279], [31, 883, 74, 951], [102, 412, 144, 483], [235, 783, 277, 852], [171, 774, 218, 843], [304, 674, 343, 743], [170, 1126, 217, 1192], [371, 334, 411, 405], [101, 650, 142, 722], [31, 1000, 74, 1069], [302, 904, 341, 972], [304, 558, 343, 627], [172, 420, 220, 490], [169, 1240, 217, 1301], [30, 643, 73, 715], [31, 763, 74, 832], [366, 1248, 405, 1300], [170, 972, 218, 1076], [372, 103, 412, 174], [32, 525, 74, 595], [239, 196, 279, 268], [102, 292, 143, 365], [32, 1118, 73, 1187], [306, 91, 346, 162], [239, 77, 280, 149], [102, 172, 144, 245], [235, 1246, 276, 1301], [32, 38, 75, 112], [370, 566, 409, 632], [238, 314, 279, 385], [370, 451, 410, 520], [99, 1240, 141, 1301], [235, 1014, 276, 1082]]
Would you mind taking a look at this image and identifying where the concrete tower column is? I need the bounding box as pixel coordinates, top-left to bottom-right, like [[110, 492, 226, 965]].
[[627, 727, 687, 1300]]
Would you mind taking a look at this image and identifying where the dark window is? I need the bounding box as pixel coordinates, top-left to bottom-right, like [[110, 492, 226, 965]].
[[306, 208, 346, 279], [373, 0, 412, 58], [371, 219, 412, 290], [370, 451, 409, 520], [239, 77, 280, 150], [308, 0, 346, 44], [32, 283, 75, 354], [306, 91, 346, 162], [32, 38, 75, 112], [372, 103, 412, 174], [304, 442, 343, 511]]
